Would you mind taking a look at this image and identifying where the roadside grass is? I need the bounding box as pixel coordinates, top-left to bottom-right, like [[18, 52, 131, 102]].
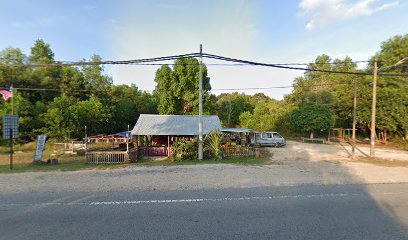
[[355, 156, 408, 167], [138, 156, 269, 166], [0, 148, 271, 173], [0, 155, 132, 173]]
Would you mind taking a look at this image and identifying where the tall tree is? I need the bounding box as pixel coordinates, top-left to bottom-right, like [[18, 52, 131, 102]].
[[291, 103, 335, 138], [216, 92, 253, 127], [154, 57, 211, 115], [0, 47, 30, 87], [29, 39, 55, 63]]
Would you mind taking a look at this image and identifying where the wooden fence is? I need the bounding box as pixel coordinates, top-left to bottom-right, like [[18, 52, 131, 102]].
[[86, 150, 135, 164], [223, 146, 254, 157]]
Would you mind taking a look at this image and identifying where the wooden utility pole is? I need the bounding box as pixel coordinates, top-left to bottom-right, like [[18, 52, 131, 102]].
[[370, 58, 377, 158], [351, 78, 357, 158], [198, 44, 203, 160]]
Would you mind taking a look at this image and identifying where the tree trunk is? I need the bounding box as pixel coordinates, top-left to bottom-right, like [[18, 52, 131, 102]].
[[384, 130, 387, 143], [310, 132, 314, 139], [405, 132, 408, 141]]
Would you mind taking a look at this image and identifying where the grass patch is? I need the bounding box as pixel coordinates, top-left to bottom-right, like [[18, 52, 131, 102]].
[[355, 156, 408, 167], [0, 154, 131, 173], [0, 148, 271, 173], [137, 156, 269, 167], [138, 149, 271, 167], [0, 141, 37, 154]]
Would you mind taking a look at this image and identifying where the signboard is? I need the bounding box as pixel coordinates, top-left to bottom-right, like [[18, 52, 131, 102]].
[[34, 135, 47, 161], [2, 115, 19, 139]]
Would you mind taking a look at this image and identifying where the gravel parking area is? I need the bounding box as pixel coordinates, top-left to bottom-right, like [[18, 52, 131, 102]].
[[1, 141, 407, 194]]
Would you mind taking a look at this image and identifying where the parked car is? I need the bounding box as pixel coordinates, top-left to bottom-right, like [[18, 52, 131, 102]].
[[250, 131, 286, 147]]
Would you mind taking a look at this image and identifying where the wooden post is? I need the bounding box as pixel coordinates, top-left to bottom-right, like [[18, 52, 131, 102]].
[[167, 135, 170, 157], [112, 136, 115, 150]]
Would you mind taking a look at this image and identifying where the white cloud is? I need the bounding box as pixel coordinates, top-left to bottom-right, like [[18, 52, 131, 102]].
[[299, 0, 399, 30]]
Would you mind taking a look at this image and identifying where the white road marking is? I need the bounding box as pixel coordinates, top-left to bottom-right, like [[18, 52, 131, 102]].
[[89, 193, 361, 206], [2, 191, 406, 208]]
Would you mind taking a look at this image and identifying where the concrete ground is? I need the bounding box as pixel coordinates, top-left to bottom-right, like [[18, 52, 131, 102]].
[[0, 141, 407, 194]]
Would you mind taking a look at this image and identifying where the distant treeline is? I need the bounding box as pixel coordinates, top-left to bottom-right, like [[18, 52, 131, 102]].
[[1, 34, 407, 144]]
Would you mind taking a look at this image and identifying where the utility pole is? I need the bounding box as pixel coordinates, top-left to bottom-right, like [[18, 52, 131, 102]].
[[370, 58, 377, 158], [351, 78, 357, 158], [198, 44, 203, 160]]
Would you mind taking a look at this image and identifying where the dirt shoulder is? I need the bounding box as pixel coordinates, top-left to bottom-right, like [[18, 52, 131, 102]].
[[0, 141, 407, 194]]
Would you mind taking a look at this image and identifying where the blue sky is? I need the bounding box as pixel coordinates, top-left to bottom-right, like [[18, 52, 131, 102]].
[[1, 0, 407, 99]]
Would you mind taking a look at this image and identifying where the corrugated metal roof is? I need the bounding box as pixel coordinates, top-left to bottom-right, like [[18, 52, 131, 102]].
[[131, 114, 222, 136], [221, 128, 252, 133]]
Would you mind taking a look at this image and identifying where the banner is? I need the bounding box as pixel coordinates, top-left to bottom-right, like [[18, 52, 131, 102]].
[[34, 135, 47, 161]]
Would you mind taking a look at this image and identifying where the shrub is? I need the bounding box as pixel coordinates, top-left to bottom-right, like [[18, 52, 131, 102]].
[[172, 138, 198, 161], [204, 130, 224, 159]]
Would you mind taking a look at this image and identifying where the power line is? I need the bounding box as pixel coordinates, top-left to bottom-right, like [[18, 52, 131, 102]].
[[0, 56, 373, 66], [202, 53, 408, 77], [1, 82, 354, 93], [1, 52, 407, 76], [0, 53, 201, 67], [210, 82, 353, 91]]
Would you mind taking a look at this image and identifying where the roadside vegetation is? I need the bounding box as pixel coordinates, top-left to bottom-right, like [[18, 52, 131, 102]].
[[0, 141, 270, 173], [0, 34, 407, 172]]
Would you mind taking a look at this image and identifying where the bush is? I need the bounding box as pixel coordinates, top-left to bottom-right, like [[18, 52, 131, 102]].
[[172, 138, 198, 161], [204, 130, 224, 159]]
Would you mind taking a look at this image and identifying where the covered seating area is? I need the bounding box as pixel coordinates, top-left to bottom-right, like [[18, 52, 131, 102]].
[[221, 128, 255, 157], [131, 114, 222, 157], [84, 132, 137, 163]]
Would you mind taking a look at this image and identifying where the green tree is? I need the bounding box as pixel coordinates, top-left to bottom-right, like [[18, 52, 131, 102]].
[[291, 103, 334, 138], [29, 39, 55, 63], [70, 95, 111, 138], [108, 84, 158, 133], [42, 94, 76, 141], [216, 93, 253, 127], [239, 111, 255, 129], [0, 47, 31, 88], [154, 57, 211, 115]]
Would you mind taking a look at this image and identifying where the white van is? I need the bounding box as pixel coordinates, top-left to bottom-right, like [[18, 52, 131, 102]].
[[251, 131, 286, 147]]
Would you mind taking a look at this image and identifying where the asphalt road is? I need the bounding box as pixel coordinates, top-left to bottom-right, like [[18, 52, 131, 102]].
[[1, 184, 408, 240]]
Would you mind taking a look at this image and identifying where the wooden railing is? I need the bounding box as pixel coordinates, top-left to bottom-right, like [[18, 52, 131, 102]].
[[301, 137, 326, 144], [223, 146, 254, 157], [140, 146, 170, 156], [86, 151, 130, 164]]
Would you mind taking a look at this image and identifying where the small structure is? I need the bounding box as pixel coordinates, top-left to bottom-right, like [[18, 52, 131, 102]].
[[131, 114, 222, 157], [221, 128, 255, 157], [329, 128, 353, 142], [84, 132, 137, 163]]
